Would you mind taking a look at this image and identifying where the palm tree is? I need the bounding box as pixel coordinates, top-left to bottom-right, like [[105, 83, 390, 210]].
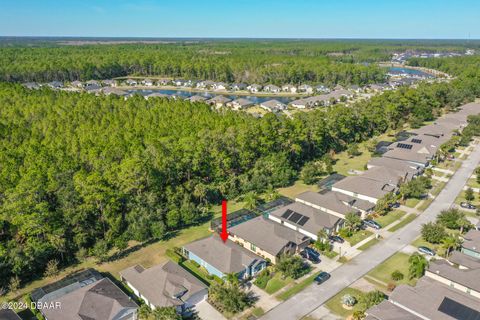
[[408, 253, 428, 280], [344, 212, 362, 233], [441, 236, 457, 257], [458, 218, 471, 234], [224, 273, 239, 287], [243, 191, 259, 210], [317, 229, 329, 243]]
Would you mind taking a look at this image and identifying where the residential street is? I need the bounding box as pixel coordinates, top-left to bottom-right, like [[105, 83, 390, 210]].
[[261, 143, 480, 320]]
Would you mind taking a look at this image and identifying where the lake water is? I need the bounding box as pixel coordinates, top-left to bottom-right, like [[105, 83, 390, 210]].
[[128, 89, 296, 104], [388, 67, 433, 78]]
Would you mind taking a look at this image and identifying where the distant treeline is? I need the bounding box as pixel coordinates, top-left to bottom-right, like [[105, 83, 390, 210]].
[[1, 63, 480, 289]]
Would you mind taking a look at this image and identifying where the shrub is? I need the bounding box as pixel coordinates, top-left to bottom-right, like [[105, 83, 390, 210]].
[[341, 294, 357, 307], [276, 255, 309, 279], [421, 222, 447, 244], [166, 248, 184, 263], [358, 290, 386, 311], [391, 270, 404, 281], [387, 283, 396, 292], [190, 260, 200, 268], [254, 269, 272, 289]]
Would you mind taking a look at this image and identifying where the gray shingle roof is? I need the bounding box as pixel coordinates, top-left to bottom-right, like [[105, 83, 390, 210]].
[[229, 216, 309, 256], [269, 202, 342, 234], [332, 176, 396, 200], [40, 277, 137, 320], [0, 310, 22, 320], [449, 251, 480, 269], [184, 235, 264, 274], [366, 300, 422, 320], [462, 229, 480, 253], [295, 191, 358, 216], [428, 259, 480, 293], [120, 261, 207, 308], [389, 277, 480, 320]]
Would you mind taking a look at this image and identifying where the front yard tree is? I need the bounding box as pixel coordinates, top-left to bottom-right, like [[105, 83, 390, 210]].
[[442, 236, 462, 257], [345, 212, 363, 233], [276, 255, 308, 279], [408, 253, 428, 279], [208, 282, 251, 314], [152, 307, 182, 320], [437, 208, 467, 230], [358, 290, 386, 311], [465, 187, 475, 202], [375, 193, 397, 216], [421, 222, 447, 244], [347, 143, 361, 158]]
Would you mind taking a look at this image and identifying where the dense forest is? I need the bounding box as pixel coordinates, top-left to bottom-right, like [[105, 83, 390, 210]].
[[1, 61, 480, 289]]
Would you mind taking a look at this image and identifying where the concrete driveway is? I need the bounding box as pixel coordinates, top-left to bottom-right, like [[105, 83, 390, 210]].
[[261, 142, 480, 320], [195, 300, 225, 320]]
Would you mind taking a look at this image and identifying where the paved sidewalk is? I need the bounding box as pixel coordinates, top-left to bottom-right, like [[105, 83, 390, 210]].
[[261, 142, 480, 320], [196, 300, 226, 320]]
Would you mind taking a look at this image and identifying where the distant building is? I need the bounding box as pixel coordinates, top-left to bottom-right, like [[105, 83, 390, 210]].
[[228, 98, 254, 110], [298, 84, 313, 94], [282, 84, 297, 93], [248, 84, 262, 93], [263, 84, 281, 93], [231, 83, 247, 91]]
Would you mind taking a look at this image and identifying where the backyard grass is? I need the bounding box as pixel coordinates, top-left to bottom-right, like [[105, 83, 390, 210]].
[[374, 210, 406, 228], [265, 273, 293, 295], [404, 197, 421, 208], [324, 287, 366, 318], [357, 238, 380, 251], [345, 230, 373, 246], [3, 222, 213, 302], [367, 252, 415, 287], [277, 180, 319, 199], [181, 260, 215, 286], [388, 214, 417, 232], [277, 272, 320, 301]]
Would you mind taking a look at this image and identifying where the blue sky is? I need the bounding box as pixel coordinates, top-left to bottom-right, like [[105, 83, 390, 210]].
[[1, 0, 479, 38]]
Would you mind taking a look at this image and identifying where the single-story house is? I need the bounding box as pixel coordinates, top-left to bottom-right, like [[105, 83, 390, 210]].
[[231, 83, 247, 91], [102, 79, 117, 87], [125, 79, 138, 86], [183, 235, 266, 280], [315, 85, 330, 93], [142, 79, 154, 86], [172, 79, 186, 86], [382, 143, 434, 167], [448, 251, 480, 270], [85, 84, 102, 93], [31, 269, 138, 320], [23, 82, 40, 90], [290, 98, 308, 109], [157, 78, 171, 86], [146, 92, 170, 99], [461, 229, 480, 259], [426, 259, 480, 299], [188, 95, 207, 103], [247, 84, 262, 93], [282, 84, 297, 93], [47, 81, 64, 89], [268, 201, 344, 240], [228, 216, 310, 264], [228, 98, 254, 110], [102, 87, 129, 97], [120, 261, 208, 314], [331, 175, 397, 204], [0, 309, 21, 320], [361, 166, 409, 187], [348, 84, 362, 93], [206, 96, 232, 108], [213, 82, 228, 91], [367, 157, 423, 178], [71, 80, 83, 88], [296, 190, 373, 219], [260, 99, 287, 112], [298, 84, 313, 94], [377, 277, 480, 320], [196, 80, 215, 89], [263, 84, 281, 93]]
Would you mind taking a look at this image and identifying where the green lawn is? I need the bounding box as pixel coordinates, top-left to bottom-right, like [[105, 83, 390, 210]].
[[357, 238, 380, 251], [467, 178, 480, 189], [265, 273, 292, 295], [277, 180, 319, 199], [367, 252, 415, 286], [431, 182, 446, 196], [404, 198, 421, 208], [277, 272, 320, 301], [324, 287, 366, 318], [374, 210, 406, 228], [181, 260, 216, 286], [455, 190, 480, 207], [345, 230, 373, 246], [417, 198, 433, 211], [388, 214, 417, 232], [411, 237, 442, 255]]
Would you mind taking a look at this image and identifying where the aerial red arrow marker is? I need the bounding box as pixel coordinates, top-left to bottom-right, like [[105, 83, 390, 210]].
[[220, 199, 229, 243]]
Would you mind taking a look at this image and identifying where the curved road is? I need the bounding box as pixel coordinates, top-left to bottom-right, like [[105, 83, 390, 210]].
[[261, 143, 480, 320]]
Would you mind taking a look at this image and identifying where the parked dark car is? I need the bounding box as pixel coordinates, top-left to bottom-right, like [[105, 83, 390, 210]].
[[300, 250, 320, 264], [460, 202, 476, 210], [304, 247, 320, 257], [418, 246, 436, 256], [389, 202, 400, 208], [314, 272, 331, 285], [329, 235, 345, 243], [363, 219, 382, 230]]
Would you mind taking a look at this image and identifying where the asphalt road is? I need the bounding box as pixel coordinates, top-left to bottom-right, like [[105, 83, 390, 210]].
[[261, 144, 480, 320]]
